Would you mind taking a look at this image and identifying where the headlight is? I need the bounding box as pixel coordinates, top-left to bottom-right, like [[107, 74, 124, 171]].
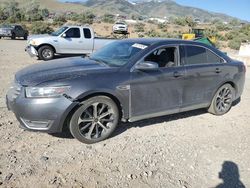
[[25, 86, 70, 98], [30, 40, 37, 46]]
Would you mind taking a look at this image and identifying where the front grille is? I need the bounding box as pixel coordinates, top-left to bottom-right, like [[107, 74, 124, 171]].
[[7, 81, 22, 101]]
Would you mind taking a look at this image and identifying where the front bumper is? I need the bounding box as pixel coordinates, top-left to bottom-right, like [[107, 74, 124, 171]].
[[0, 33, 12, 37], [6, 85, 78, 133], [25, 45, 38, 57]]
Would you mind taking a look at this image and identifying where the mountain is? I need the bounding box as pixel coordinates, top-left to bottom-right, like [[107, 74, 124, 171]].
[[79, 0, 237, 22], [0, 0, 238, 22]]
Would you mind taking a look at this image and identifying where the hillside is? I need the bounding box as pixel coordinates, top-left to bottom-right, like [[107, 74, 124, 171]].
[[0, 0, 88, 13], [0, 0, 239, 22], [72, 0, 238, 22]]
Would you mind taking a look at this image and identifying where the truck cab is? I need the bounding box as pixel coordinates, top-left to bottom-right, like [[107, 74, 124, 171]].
[[26, 26, 116, 61]]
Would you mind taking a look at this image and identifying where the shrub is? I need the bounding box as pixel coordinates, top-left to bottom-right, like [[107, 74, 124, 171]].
[[53, 15, 67, 26], [31, 22, 54, 34], [228, 39, 241, 50], [173, 17, 186, 26], [134, 23, 145, 32], [102, 14, 114, 23], [145, 29, 160, 37]]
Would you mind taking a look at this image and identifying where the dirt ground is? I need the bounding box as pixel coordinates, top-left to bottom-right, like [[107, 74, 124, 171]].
[[0, 39, 250, 188]]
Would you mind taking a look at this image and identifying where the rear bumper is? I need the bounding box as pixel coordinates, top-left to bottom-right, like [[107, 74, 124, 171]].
[[25, 45, 38, 57]]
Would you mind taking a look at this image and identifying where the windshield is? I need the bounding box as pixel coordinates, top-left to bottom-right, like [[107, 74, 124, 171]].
[[0, 24, 14, 29], [50, 26, 68, 36], [89, 41, 148, 67]]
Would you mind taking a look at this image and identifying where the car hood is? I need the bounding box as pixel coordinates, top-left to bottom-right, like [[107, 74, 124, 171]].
[[28, 34, 50, 40], [15, 57, 115, 86]]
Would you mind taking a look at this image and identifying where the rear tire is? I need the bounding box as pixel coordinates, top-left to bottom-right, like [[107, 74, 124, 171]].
[[208, 84, 235, 115], [69, 96, 119, 144], [38, 45, 55, 61]]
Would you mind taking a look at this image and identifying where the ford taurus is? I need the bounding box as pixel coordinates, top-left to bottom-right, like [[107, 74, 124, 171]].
[[6, 39, 246, 143]]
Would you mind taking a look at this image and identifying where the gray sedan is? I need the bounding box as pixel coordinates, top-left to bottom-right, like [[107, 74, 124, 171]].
[[6, 39, 246, 144]]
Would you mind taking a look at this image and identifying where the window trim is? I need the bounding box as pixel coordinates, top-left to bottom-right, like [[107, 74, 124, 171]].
[[130, 44, 180, 72], [182, 44, 226, 66]]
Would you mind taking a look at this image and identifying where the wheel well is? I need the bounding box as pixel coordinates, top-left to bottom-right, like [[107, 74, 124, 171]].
[[37, 44, 56, 53], [224, 81, 237, 93], [62, 92, 123, 132]]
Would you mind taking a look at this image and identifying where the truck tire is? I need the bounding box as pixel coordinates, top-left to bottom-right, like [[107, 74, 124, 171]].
[[23, 34, 28, 40], [38, 45, 55, 61], [11, 33, 16, 40]]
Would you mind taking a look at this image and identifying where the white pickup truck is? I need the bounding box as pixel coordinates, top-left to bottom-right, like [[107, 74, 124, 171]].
[[25, 26, 116, 60]]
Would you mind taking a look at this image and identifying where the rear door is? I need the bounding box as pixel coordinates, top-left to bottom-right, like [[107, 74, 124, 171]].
[[81, 28, 94, 54], [181, 45, 226, 110]]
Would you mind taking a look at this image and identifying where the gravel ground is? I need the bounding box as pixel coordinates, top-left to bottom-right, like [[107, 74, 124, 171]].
[[0, 39, 250, 188]]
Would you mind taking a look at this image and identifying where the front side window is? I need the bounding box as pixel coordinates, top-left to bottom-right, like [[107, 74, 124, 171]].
[[185, 45, 222, 65], [145, 47, 177, 68], [65, 28, 80, 38]]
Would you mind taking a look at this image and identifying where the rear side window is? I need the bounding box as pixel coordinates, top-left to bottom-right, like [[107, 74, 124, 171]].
[[185, 45, 222, 65], [206, 49, 222, 63], [83, 28, 92, 39], [65, 28, 80, 38]]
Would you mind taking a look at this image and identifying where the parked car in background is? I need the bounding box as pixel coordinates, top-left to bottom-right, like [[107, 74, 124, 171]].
[[0, 24, 28, 40], [6, 39, 246, 144], [112, 21, 128, 34], [25, 26, 116, 61]]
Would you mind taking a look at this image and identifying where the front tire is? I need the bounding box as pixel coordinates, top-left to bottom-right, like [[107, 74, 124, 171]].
[[69, 96, 119, 144], [38, 45, 55, 61], [23, 34, 28, 40], [208, 84, 235, 115], [11, 33, 16, 40]]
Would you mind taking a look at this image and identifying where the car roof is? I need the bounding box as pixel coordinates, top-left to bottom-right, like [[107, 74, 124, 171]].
[[120, 38, 208, 46]]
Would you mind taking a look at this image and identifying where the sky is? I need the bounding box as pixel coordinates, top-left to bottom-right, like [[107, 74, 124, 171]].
[[174, 0, 250, 21]]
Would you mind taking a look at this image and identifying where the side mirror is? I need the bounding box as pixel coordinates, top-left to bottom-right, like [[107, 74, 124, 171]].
[[134, 61, 159, 71], [61, 33, 66, 38]]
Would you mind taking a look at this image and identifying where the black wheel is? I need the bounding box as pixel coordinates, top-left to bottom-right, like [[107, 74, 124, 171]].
[[11, 33, 16, 40], [38, 45, 55, 61], [69, 96, 119, 144], [23, 34, 28, 40], [208, 84, 235, 115], [0, 36, 2, 39]]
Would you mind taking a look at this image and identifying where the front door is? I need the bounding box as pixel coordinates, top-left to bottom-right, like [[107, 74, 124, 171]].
[[129, 46, 186, 121], [57, 27, 83, 54]]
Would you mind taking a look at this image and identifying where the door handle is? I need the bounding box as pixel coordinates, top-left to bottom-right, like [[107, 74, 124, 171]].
[[215, 68, 221, 73], [173, 71, 183, 78]]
